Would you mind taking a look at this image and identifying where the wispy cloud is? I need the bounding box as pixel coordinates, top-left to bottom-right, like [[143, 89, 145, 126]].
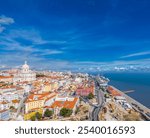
[[0, 26, 5, 33], [0, 50, 68, 70], [0, 15, 14, 25], [0, 35, 64, 55], [7, 29, 48, 45], [75, 58, 150, 68], [0, 15, 14, 33], [71, 58, 150, 72], [6, 28, 68, 46], [40, 49, 63, 55], [0, 27, 64, 68], [120, 51, 150, 58]]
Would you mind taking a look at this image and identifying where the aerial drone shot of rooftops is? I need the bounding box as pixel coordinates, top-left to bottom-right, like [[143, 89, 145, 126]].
[[0, 0, 150, 121]]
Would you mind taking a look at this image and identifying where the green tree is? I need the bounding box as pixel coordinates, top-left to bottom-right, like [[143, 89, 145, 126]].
[[36, 74, 45, 78], [87, 93, 94, 99], [75, 107, 80, 114], [10, 106, 15, 109], [35, 112, 42, 120], [60, 108, 73, 117], [30, 115, 36, 121], [44, 109, 53, 117]]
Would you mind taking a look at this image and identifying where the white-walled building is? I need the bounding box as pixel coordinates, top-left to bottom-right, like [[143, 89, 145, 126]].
[[0, 110, 10, 121], [13, 61, 36, 82]]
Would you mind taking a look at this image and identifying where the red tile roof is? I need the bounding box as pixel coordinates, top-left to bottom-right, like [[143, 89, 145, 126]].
[[12, 99, 20, 103], [0, 76, 13, 79], [0, 109, 9, 113], [0, 101, 8, 104], [26, 92, 57, 103], [107, 86, 122, 96], [76, 86, 94, 96], [50, 97, 78, 109]]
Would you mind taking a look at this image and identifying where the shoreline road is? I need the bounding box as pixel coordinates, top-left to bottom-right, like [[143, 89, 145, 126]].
[[111, 85, 150, 120], [90, 76, 105, 121]]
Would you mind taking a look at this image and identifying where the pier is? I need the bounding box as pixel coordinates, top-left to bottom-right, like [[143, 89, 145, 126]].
[[123, 90, 135, 94], [111, 85, 150, 120]]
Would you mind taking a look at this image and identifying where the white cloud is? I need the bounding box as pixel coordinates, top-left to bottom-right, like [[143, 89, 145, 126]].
[[0, 26, 149, 71], [0, 28, 64, 68], [120, 51, 150, 58], [7, 28, 67, 45], [0, 65, 7, 69], [0, 15, 14, 33], [0, 36, 63, 56], [0, 47, 150, 71], [40, 49, 63, 55], [0, 50, 68, 70], [8, 29, 48, 45], [0, 15, 14, 25], [73, 58, 150, 71]]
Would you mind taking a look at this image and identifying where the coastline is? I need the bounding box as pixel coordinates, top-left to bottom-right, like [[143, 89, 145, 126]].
[[104, 72, 150, 108], [110, 85, 150, 120]]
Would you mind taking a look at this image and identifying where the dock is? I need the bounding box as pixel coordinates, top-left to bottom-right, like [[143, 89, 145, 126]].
[[123, 90, 135, 94], [110, 85, 150, 120]]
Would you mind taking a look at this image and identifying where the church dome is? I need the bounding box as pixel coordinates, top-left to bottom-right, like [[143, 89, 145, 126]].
[[22, 61, 29, 70]]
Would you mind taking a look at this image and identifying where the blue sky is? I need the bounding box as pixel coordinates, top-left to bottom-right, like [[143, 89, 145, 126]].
[[0, 0, 150, 71]]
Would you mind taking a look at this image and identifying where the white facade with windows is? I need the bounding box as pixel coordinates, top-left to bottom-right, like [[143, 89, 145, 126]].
[[0, 110, 10, 120], [13, 61, 36, 82]]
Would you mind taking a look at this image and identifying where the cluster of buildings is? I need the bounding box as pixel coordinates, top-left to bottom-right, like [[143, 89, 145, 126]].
[[0, 61, 94, 121], [106, 86, 132, 110], [0, 84, 25, 120]]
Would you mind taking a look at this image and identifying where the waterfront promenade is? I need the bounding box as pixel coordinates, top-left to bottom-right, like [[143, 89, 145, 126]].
[[111, 85, 150, 120]]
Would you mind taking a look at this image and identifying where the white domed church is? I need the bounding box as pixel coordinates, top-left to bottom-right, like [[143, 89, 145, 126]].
[[13, 61, 36, 82]]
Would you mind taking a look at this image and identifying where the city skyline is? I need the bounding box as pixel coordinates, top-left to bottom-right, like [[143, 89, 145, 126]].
[[0, 0, 150, 71]]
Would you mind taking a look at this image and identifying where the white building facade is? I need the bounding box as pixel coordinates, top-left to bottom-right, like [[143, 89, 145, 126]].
[[13, 61, 36, 82]]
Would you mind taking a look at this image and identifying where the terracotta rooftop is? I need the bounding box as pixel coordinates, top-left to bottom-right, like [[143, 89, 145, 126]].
[[0, 101, 8, 104], [26, 92, 57, 103], [0, 76, 13, 79], [50, 97, 78, 109], [12, 99, 20, 103], [107, 86, 122, 96], [0, 109, 9, 113]]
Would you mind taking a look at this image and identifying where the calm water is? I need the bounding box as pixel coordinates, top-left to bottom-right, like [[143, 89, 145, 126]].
[[103, 73, 150, 108]]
